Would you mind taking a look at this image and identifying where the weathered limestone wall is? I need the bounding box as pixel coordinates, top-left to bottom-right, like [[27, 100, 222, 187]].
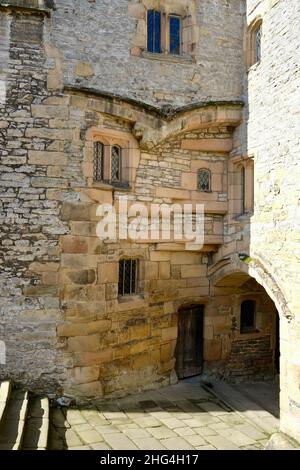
[[244, 0, 300, 441], [0, 10, 68, 393], [51, 0, 245, 107]]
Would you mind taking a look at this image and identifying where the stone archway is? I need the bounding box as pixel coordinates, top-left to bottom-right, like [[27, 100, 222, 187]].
[[207, 256, 300, 443]]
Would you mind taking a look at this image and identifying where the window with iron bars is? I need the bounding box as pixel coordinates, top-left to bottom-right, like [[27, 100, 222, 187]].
[[118, 259, 138, 296]]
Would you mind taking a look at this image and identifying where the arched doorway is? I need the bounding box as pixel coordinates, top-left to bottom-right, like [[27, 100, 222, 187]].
[[175, 305, 204, 379]]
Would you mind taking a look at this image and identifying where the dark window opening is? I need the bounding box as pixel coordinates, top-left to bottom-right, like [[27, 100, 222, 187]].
[[241, 300, 256, 333], [119, 259, 138, 296], [241, 166, 246, 214], [93, 142, 104, 182], [198, 169, 211, 192], [169, 15, 181, 55], [147, 10, 161, 53]]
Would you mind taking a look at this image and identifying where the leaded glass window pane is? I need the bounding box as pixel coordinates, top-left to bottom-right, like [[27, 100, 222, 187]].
[[198, 169, 211, 192], [111, 145, 121, 182], [118, 259, 138, 296], [255, 25, 262, 62], [93, 142, 104, 182]]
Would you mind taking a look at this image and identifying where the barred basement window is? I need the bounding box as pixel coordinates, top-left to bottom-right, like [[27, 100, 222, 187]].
[[198, 169, 211, 192], [93, 142, 104, 182], [118, 259, 138, 296], [241, 300, 256, 333], [111, 145, 122, 182]]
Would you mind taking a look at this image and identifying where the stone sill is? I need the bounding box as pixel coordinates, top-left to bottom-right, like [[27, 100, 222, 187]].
[[92, 181, 131, 192], [248, 60, 261, 74], [141, 51, 194, 65], [235, 330, 269, 341]]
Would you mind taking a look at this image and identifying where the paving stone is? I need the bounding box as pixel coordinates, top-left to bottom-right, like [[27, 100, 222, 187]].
[[76, 428, 104, 444], [95, 425, 120, 434], [194, 427, 218, 437], [104, 432, 138, 450], [184, 434, 207, 447], [65, 409, 87, 426], [198, 401, 228, 416], [133, 416, 162, 427], [68, 445, 91, 450], [124, 428, 151, 439], [158, 417, 185, 429], [147, 426, 177, 439], [160, 437, 194, 450], [133, 437, 167, 450], [102, 411, 128, 420], [233, 423, 267, 441], [64, 429, 83, 447], [174, 427, 196, 437], [219, 428, 256, 447], [204, 435, 240, 450], [182, 416, 217, 428], [80, 410, 107, 426], [209, 422, 231, 431], [72, 423, 93, 433], [91, 443, 112, 450], [196, 445, 216, 450]]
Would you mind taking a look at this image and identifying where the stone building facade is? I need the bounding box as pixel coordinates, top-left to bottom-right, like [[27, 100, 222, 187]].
[[0, 0, 299, 442]]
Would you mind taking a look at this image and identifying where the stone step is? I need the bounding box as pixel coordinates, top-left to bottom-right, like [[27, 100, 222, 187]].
[[0, 389, 29, 450], [0, 381, 12, 426], [22, 397, 49, 450]]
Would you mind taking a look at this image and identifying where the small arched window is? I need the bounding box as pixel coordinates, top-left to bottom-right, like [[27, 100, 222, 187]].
[[93, 142, 104, 182], [248, 19, 262, 67], [255, 23, 262, 63], [197, 169, 211, 192], [111, 145, 122, 182], [241, 300, 256, 333]]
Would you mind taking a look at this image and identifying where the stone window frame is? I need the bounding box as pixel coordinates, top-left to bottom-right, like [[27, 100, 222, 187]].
[[84, 127, 141, 192], [117, 256, 146, 303], [229, 155, 254, 219], [247, 17, 263, 69], [129, 0, 197, 64]]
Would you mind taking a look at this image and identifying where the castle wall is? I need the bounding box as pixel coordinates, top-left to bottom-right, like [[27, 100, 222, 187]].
[[244, 0, 300, 441]]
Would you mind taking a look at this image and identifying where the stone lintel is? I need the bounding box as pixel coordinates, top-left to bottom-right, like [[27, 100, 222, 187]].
[[0, 0, 54, 16], [182, 138, 233, 153]]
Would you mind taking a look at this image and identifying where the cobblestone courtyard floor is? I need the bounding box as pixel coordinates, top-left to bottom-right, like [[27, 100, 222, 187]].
[[48, 379, 279, 450]]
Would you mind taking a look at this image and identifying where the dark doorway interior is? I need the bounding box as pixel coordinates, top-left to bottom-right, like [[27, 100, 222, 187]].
[[176, 305, 204, 379], [275, 310, 280, 374]]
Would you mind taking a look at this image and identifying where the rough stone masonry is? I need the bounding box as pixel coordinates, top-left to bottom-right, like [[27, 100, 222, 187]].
[[0, 0, 299, 443]]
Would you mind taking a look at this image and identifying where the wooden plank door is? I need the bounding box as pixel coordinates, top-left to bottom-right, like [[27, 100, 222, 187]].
[[176, 306, 204, 379]]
